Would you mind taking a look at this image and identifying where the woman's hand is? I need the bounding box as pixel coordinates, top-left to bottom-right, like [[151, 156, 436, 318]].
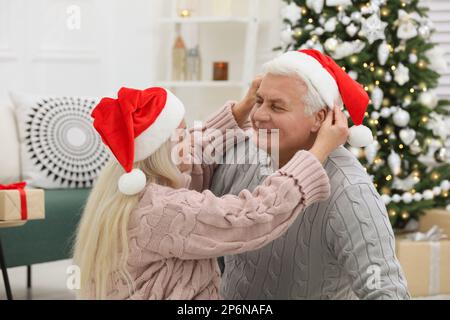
[[232, 75, 263, 127], [309, 106, 349, 164]]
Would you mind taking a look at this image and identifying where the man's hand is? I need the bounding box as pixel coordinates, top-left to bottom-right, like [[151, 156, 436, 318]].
[[232, 75, 263, 127]]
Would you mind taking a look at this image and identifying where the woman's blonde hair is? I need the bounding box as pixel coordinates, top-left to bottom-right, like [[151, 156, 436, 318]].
[[72, 139, 184, 299]]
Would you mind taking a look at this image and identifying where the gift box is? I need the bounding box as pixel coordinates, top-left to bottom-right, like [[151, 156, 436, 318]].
[[0, 182, 45, 221], [396, 236, 450, 297], [420, 209, 450, 238]]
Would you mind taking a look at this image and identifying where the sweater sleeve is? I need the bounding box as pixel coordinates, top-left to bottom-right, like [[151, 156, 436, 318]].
[[134, 150, 330, 260], [325, 183, 411, 300], [188, 101, 247, 192]]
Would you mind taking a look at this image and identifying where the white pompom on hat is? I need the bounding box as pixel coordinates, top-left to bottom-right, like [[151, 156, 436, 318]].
[[271, 49, 373, 147], [92, 87, 185, 195]]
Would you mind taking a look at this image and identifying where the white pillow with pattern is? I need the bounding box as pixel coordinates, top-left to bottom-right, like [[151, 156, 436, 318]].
[[10, 91, 110, 189]]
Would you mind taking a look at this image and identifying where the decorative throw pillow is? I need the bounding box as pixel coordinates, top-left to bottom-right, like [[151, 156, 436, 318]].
[[10, 92, 110, 189]]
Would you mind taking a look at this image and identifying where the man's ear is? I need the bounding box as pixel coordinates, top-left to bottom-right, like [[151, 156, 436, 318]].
[[310, 108, 327, 133]]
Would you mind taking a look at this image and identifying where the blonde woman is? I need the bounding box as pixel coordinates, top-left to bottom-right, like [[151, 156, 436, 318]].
[[73, 84, 349, 299]]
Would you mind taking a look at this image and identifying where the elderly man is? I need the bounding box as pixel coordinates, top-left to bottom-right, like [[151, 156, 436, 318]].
[[210, 50, 410, 300]]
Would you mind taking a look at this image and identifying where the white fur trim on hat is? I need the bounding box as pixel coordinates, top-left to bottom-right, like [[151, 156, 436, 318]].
[[348, 125, 373, 147], [134, 89, 185, 162], [275, 51, 343, 109], [118, 168, 147, 195]]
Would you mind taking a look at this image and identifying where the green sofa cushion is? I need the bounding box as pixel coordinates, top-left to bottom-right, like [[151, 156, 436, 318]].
[[0, 188, 91, 268]]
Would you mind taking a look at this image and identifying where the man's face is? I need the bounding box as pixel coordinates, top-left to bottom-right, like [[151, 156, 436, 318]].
[[250, 73, 319, 156]]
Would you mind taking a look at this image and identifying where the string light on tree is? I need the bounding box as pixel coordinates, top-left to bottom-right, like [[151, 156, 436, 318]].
[[431, 171, 440, 181], [293, 28, 303, 38], [389, 209, 397, 217], [418, 60, 427, 68]]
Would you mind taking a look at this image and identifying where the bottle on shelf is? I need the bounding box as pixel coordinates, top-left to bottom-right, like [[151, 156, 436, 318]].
[[172, 24, 187, 81], [186, 45, 202, 81]]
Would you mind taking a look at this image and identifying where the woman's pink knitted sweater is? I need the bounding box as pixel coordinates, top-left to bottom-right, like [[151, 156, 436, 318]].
[[105, 102, 331, 299]]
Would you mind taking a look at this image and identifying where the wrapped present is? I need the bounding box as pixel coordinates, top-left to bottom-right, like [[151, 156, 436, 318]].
[[396, 226, 450, 297], [0, 182, 45, 221], [420, 209, 450, 238]]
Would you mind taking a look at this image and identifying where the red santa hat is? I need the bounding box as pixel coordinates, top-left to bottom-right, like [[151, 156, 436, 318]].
[[91, 87, 185, 195], [271, 49, 373, 147]]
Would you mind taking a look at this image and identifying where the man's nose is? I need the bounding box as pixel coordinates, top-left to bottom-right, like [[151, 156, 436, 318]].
[[252, 105, 271, 124]]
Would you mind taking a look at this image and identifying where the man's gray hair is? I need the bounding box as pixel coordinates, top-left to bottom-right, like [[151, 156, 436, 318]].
[[262, 56, 328, 116]]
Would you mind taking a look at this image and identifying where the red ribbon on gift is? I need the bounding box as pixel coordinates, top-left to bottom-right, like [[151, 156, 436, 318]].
[[0, 182, 28, 220]]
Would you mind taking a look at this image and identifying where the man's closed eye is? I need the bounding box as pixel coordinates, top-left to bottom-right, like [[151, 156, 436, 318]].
[[271, 105, 285, 112]]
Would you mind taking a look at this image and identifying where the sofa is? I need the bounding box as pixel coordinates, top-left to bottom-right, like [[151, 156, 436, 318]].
[[0, 100, 92, 294]]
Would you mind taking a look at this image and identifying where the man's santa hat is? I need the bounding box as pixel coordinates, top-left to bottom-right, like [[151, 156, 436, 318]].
[[272, 49, 373, 147], [92, 87, 185, 195]]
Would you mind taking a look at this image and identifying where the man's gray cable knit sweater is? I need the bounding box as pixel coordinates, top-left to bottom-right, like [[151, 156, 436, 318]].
[[210, 139, 410, 299]]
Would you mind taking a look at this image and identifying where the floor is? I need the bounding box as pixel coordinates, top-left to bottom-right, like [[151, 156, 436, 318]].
[[0, 259, 76, 300], [1, 259, 449, 300]]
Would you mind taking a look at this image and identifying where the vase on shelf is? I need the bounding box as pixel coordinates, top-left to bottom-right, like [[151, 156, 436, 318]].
[[172, 25, 187, 81]]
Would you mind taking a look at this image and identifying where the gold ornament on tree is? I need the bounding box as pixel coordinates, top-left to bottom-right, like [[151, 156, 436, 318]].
[[417, 60, 427, 69], [381, 6, 390, 17]]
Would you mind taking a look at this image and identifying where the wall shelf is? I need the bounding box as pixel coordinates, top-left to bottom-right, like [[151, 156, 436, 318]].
[[158, 0, 259, 122]]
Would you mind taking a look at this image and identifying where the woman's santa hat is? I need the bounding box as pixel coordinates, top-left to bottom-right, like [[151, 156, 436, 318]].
[[92, 87, 185, 195], [273, 49, 373, 147]]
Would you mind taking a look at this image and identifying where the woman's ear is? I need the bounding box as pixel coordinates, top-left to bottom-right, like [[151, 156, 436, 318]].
[[310, 108, 328, 133]]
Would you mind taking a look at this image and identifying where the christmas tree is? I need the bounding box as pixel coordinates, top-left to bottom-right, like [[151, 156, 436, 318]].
[[279, 0, 450, 229]]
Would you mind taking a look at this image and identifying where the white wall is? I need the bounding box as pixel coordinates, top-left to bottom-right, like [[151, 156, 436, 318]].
[[0, 0, 166, 103], [0, 0, 282, 124]]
